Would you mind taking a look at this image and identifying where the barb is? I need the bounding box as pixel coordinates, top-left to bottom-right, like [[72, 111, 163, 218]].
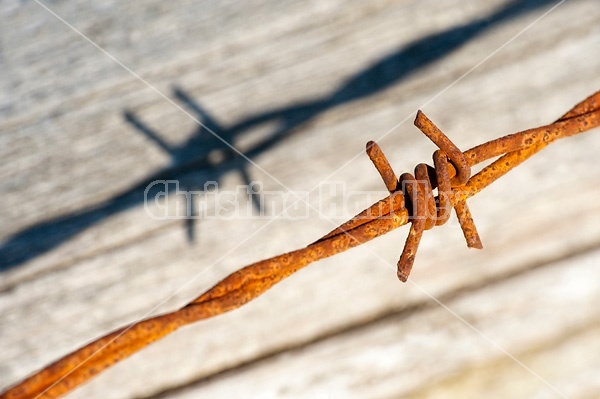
[[2, 90, 600, 399]]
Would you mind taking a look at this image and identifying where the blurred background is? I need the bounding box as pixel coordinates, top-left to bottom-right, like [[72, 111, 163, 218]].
[[1, 0, 600, 397]]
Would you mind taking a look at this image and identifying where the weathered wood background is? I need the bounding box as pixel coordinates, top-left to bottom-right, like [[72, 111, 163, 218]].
[[1, 0, 600, 398]]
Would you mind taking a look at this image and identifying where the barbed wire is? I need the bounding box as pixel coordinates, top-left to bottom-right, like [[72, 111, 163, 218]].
[[2, 90, 599, 399]]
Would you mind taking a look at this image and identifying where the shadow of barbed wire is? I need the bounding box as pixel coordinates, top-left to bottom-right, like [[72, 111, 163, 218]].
[[0, 0, 555, 272]]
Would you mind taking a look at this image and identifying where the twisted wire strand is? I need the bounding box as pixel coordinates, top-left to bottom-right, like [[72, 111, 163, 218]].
[[2, 90, 600, 399]]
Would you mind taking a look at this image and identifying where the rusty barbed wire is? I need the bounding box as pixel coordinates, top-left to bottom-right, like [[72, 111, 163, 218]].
[[2, 90, 599, 399]]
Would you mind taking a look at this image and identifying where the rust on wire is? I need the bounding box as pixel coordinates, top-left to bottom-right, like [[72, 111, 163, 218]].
[[2, 90, 600, 399]]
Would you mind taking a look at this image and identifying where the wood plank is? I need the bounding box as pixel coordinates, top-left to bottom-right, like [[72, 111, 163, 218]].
[[1, 0, 599, 398]]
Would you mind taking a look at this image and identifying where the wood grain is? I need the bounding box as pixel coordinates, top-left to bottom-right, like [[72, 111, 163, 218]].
[[1, 0, 599, 398]]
